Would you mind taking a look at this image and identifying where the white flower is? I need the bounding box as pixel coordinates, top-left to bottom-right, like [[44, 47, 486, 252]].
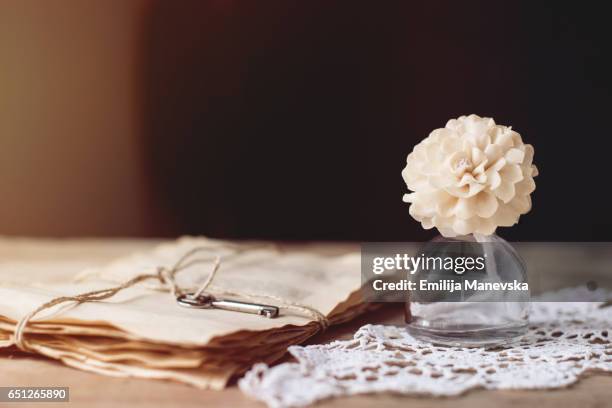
[[402, 114, 538, 237]]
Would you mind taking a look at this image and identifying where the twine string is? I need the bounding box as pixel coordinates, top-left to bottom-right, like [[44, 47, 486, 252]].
[[13, 245, 329, 352]]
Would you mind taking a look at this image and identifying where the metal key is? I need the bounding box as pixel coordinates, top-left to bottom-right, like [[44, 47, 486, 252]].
[[176, 293, 279, 318]]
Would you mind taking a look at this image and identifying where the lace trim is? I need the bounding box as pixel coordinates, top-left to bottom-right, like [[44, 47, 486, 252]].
[[240, 297, 612, 408]]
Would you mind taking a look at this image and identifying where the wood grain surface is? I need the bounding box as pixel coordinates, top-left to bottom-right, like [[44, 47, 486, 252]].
[[1, 241, 611, 407], [1, 305, 611, 408]]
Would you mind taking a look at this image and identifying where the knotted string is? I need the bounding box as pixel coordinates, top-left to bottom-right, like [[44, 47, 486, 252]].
[[13, 245, 329, 352]]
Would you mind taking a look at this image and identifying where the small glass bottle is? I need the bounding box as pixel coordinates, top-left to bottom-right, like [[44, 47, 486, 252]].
[[405, 234, 529, 347]]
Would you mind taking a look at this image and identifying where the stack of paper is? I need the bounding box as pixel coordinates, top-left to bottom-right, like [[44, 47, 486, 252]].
[[0, 237, 367, 389]]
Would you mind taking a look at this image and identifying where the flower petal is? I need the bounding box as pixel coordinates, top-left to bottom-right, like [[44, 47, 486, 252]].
[[510, 195, 531, 214], [505, 148, 525, 164], [441, 134, 462, 154], [454, 197, 477, 220], [476, 217, 497, 235], [495, 131, 514, 149], [474, 192, 498, 218], [493, 205, 520, 227], [458, 173, 478, 186], [436, 194, 458, 218], [403, 193, 416, 203], [453, 218, 477, 235], [485, 170, 502, 190], [493, 180, 516, 203], [489, 157, 506, 172], [500, 164, 524, 184], [471, 147, 485, 164], [523, 144, 534, 165], [473, 158, 488, 175], [515, 177, 536, 196], [421, 217, 435, 229], [445, 183, 486, 198], [485, 144, 503, 163]]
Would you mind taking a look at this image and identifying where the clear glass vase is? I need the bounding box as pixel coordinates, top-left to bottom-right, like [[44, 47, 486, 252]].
[[405, 233, 529, 347]]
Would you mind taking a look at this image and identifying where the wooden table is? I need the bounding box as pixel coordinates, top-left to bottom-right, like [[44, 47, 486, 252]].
[[1, 239, 611, 407], [1, 304, 611, 408]]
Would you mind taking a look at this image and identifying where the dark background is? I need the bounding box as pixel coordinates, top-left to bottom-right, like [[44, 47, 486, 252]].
[[143, 1, 611, 242]]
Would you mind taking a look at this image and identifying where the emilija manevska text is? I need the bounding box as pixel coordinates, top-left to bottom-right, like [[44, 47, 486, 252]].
[[370, 254, 529, 292]]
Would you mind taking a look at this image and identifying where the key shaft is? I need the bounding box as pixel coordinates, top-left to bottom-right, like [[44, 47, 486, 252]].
[[211, 299, 279, 318], [176, 293, 279, 318]]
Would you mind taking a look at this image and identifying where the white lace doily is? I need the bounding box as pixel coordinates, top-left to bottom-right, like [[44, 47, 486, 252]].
[[240, 293, 612, 408]]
